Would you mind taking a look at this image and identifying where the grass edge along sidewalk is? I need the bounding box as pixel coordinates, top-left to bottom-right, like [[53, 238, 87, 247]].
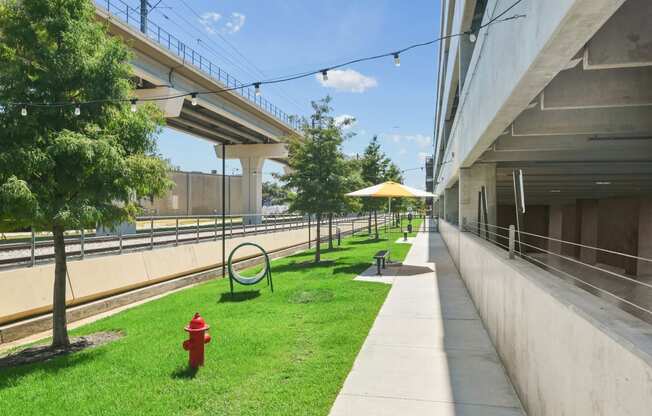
[[0, 220, 421, 416]]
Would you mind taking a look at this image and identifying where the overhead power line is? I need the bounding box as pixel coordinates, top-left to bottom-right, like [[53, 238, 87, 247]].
[[2, 0, 525, 115]]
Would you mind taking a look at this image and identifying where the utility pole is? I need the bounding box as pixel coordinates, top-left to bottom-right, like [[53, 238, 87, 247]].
[[140, 0, 148, 34]]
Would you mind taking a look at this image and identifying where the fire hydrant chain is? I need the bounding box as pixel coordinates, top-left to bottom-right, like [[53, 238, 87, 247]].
[[183, 312, 211, 368]]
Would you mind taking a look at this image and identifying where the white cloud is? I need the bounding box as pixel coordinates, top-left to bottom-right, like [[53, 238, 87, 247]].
[[224, 12, 246, 34], [386, 133, 432, 148], [316, 69, 378, 93], [334, 114, 356, 129], [198, 12, 221, 34]]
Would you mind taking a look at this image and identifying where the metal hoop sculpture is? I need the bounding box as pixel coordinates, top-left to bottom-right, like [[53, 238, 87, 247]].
[[227, 242, 273, 294]]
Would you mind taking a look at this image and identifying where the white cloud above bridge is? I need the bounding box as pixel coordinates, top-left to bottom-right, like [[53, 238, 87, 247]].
[[316, 69, 378, 93]]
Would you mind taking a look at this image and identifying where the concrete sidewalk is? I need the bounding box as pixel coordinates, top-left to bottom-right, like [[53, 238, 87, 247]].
[[330, 223, 525, 415]]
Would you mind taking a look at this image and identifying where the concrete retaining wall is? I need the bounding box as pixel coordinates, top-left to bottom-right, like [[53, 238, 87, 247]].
[[0, 223, 346, 326], [140, 171, 244, 215], [439, 220, 652, 416]]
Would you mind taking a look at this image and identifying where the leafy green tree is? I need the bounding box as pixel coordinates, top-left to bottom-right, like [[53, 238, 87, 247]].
[[282, 97, 353, 261], [360, 136, 388, 238], [262, 180, 290, 206], [0, 0, 171, 348]]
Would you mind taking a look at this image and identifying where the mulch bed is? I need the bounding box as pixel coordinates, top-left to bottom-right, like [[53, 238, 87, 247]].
[[0, 330, 124, 368]]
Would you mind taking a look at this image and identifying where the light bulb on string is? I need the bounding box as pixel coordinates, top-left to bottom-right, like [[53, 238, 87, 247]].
[[74, 106, 81, 116], [469, 32, 477, 43], [321, 70, 328, 81], [21, 107, 27, 117], [191, 93, 198, 106], [393, 53, 400, 67], [130, 99, 137, 113], [254, 83, 261, 97]]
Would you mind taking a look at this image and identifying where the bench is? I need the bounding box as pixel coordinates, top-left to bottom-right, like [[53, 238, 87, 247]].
[[373, 250, 390, 275]]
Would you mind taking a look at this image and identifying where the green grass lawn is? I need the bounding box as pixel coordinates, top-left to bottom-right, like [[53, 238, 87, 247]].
[[0, 219, 421, 416]]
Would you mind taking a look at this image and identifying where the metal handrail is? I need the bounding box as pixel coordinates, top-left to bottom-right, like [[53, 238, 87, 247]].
[[0, 214, 369, 268], [96, 0, 301, 130], [467, 219, 652, 264], [461, 221, 652, 320], [517, 249, 652, 319]]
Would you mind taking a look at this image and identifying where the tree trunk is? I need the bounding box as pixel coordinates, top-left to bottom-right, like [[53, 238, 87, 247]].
[[328, 213, 333, 250], [368, 212, 372, 235], [52, 225, 70, 349], [315, 213, 321, 263], [373, 210, 379, 239]]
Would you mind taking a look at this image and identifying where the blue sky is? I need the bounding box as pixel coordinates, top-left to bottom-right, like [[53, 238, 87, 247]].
[[134, 0, 441, 188]]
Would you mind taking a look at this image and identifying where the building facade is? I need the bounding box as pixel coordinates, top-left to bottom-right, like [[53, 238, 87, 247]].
[[432, 0, 652, 275]]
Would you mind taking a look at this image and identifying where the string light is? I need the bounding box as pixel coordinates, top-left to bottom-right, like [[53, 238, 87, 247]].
[[191, 93, 197, 106], [74, 106, 81, 116], [2, 0, 524, 115]]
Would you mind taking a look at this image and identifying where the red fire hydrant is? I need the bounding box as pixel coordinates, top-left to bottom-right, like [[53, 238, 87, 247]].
[[182, 312, 211, 368]]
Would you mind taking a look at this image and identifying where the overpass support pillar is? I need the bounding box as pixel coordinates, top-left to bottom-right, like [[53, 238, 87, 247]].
[[239, 156, 264, 224], [214, 143, 288, 225], [459, 164, 497, 232]]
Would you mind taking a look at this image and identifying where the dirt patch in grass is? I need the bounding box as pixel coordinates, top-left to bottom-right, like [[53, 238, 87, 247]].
[[0, 330, 124, 368], [288, 289, 335, 304]]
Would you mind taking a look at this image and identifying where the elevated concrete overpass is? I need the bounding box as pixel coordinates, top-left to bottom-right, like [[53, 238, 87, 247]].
[[94, 0, 299, 217]]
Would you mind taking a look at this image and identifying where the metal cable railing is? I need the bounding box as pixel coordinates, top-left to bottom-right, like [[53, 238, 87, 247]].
[[463, 219, 652, 324], [0, 213, 370, 269], [96, 0, 302, 130]]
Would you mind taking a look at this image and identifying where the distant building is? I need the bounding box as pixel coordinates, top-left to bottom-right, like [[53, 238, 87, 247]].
[[141, 171, 242, 216], [425, 155, 434, 216]]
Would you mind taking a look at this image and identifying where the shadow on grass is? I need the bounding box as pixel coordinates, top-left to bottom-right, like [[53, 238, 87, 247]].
[[218, 291, 261, 303], [171, 365, 199, 380], [348, 238, 383, 245], [332, 263, 370, 276], [271, 259, 335, 273], [0, 347, 104, 389]]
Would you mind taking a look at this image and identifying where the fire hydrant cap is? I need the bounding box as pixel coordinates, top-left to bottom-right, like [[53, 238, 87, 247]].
[[185, 312, 210, 332]]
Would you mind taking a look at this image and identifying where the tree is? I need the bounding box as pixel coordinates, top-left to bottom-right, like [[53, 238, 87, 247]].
[[360, 136, 388, 238], [0, 0, 171, 348], [282, 97, 353, 262], [262, 180, 290, 206]]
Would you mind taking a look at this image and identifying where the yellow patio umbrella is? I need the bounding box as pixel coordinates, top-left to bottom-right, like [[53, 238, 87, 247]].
[[346, 181, 434, 238]]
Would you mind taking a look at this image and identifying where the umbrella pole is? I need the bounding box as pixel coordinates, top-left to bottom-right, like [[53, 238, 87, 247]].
[[388, 197, 391, 254]]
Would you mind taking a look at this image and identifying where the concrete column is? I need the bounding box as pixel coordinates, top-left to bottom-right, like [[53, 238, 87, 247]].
[[214, 143, 288, 225], [239, 156, 264, 224], [548, 205, 563, 254], [444, 185, 458, 225], [638, 198, 652, 276], [459, 163, 497, 230], [578, 199, 599, 264]]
